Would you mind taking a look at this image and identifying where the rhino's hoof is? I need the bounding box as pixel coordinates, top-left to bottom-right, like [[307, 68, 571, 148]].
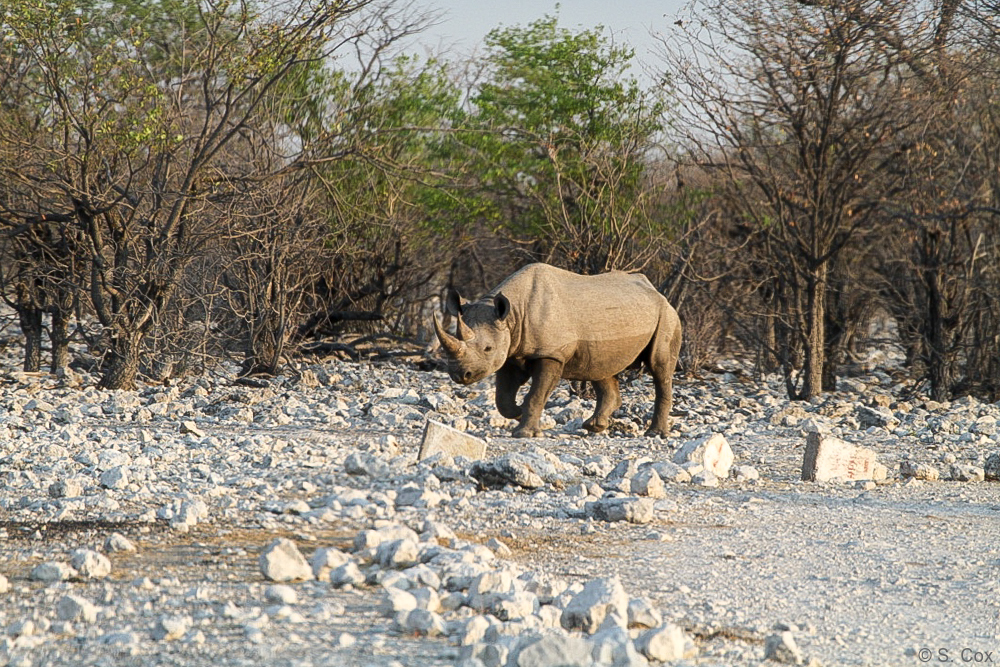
[[512, 425, 543, 438], [583, 418, 609, 433], [644, 426, 671, 438]]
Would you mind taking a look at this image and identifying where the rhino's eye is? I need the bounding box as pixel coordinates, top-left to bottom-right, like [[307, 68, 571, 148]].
[[484, 346, 493, 352]]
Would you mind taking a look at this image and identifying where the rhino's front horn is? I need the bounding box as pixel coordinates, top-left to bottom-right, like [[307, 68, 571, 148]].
[[433, 313, 464, 356], [456, 313, 476, 342]]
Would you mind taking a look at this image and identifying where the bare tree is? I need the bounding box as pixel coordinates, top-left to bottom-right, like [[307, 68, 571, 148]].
[[214, 173, 330, 376], [658, 0, 939, 399], [0, 0, 434, 388], [859, 1, 1000, 400], [0, 40, 83, 374], [880, 79, 1000, 398]]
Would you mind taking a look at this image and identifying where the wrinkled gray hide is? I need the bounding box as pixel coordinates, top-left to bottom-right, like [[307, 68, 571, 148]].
[[434, 263, 682, 438]]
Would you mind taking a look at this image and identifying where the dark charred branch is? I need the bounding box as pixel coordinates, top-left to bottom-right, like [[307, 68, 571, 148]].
[[296, 310, 385, 339]]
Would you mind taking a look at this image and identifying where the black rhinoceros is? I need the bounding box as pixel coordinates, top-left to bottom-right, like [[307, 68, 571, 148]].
[[433, 263, 682, 438]]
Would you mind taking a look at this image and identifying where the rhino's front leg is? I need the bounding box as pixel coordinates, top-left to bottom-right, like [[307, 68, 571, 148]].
[[512, 358, 562, 438], [583, 376, 622, 433], [495, 362, 529, 419]]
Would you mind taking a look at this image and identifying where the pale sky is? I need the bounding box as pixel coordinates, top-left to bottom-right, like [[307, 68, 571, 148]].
[[411, 0, 690, 72]]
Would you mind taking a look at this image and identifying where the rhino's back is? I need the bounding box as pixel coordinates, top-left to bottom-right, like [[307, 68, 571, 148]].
[[495, 264, 670, 375]]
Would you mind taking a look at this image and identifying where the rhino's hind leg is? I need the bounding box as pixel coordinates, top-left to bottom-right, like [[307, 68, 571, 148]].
[[583, 376, 621, 433], [645, 316, 682, 438], [645, 377, 673, 437], [512, 358, 562, 438]]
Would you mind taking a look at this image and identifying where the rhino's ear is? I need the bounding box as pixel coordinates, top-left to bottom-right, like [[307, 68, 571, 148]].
[[445, 288, 465, 316], [494, 293, 511, 322]]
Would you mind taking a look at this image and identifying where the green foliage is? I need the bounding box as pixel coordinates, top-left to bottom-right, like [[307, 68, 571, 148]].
[[455, 12, 669, 272], [313, 54, 464, 242], [476, 14, 657, 142]]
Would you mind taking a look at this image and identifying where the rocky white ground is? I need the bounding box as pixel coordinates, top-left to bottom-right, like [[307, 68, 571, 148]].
[[0, 341, 999, 667]]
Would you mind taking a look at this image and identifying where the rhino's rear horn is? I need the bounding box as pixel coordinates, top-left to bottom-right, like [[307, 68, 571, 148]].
[[433, 313, 464, 356], [456, 314, 476, 342]]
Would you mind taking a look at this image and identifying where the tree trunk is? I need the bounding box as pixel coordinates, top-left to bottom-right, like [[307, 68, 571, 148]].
[[19, 307, 43, 373], [241, 304, 286, 376], [921, 229, 952, 401], [98, 333, 142, 390], [775, 278, 806, 400], [803, 263, 827, 399], [15, 281, 44, 372], [50, 307, 71, 374], [761, 313, 779, 374], [241, 335, 282, 376], [925, 268, 950, 401], [823, 304, 845, 392]]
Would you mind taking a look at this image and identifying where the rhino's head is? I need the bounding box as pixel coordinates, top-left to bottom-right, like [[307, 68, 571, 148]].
[[434, 289, 511, 385]]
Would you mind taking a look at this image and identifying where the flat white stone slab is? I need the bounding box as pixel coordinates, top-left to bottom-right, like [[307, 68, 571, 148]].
[[802, 433, 879, 482], [418, 420, 487, 461]]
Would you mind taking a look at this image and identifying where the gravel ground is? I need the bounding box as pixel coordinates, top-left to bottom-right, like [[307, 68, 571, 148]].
[[1, 344, 999, 667]]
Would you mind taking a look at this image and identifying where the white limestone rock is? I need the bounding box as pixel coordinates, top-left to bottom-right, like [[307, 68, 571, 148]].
[[310, 547, 351, 581], [56, 594, 99, 623], [329, 561, 365, 588], [410, 586, 442, 613], [587, 497, 655, 524], [514, 634, 595, 667], [630, 467, 666, 499], [467, 569, 516, 613], [673, 433, 734, 479], [30, 562, 77, 583], [376, 538, 421, 569], [764, 630, 804, 664], [418, 420, 487, 461], [353, 524, 420, 552], [104, 532, 137, 553], [70, 549, 112, 579], [397, 608, 446, 637], [152, 615, 192, 641], [900, 460, 940, 481], [99, 465, 130, 489], [627, 597, 663, 629], [453, 615, 492, 646], [381, 587, 418, 616], [334, 632, 356, 648], [264, 584, 298, 605], [636, 623, 697, 662], [591, 624, 649, 667], [259, 538, 312, 582], [801, 433, 880, 482], [560, 576, 629, 634]]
